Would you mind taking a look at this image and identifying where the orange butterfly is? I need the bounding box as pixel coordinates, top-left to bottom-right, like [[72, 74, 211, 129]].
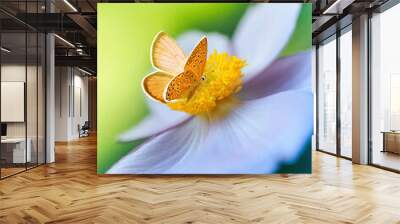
[[142, 31, 208, 103]]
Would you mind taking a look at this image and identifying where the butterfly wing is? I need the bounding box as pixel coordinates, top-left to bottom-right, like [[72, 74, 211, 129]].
[[164, 70, 198, 102], [184, 37, 208, 80], [151, 31, 186, 75], [142, 71, 174, 103], [164, 37, 208, 102]]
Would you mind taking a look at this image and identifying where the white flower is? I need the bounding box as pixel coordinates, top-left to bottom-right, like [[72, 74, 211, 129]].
[[108, 4, 313, 174]]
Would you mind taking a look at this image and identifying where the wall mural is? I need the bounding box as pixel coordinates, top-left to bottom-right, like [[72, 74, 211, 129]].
[[98, 3, 313, 174]]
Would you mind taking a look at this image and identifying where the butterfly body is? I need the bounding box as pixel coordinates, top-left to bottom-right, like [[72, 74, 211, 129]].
[[142, 32, 208, 103]]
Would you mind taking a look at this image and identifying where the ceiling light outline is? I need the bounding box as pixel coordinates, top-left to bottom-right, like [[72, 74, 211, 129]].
[[323, 0, 342, 15], [1, 47, 11, 53], [63, 0, 78, 12], [54, 34, 75, 48], [322, 0, 355, 15], [77, 67, 93, 76]]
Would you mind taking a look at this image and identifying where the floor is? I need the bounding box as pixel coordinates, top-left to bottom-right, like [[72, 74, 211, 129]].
[[0, 167, 25, 177], [372, 150, 400, 171], [1, 163, 43, 178], [1, 135, 400, 223]]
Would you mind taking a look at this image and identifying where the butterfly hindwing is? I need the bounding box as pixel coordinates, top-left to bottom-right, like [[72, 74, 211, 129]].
[[142, 71, 174, 103], [184, 37, 208, 81], [164, 70, 198, 102], [151, 32, 186, 75]]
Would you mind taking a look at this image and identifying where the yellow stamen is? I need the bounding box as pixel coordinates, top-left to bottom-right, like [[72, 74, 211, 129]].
[[167, 51, 246, 115]]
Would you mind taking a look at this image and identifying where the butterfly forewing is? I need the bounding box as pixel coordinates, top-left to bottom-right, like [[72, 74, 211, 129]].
[[184, 37, 208, 80], [142, 71, 174, 103], [151, 32, 186, 75], [163, 37, 208, 102]]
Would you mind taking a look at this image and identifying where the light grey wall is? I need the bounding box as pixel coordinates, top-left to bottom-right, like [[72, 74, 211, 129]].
[[55, 67, 89, 141], [55, 66, 70, 141]]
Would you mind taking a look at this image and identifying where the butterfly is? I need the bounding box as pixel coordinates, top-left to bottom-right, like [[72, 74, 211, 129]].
[[142, 31, 208, 103]]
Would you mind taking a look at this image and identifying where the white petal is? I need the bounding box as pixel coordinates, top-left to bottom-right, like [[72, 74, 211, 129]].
[[145, 96, 181, 118], [233, 4, 301, 82], [177, 30, 232, 56], [108, 118, 207, 174], [119, 97, 189, 142], [113, 90, 313, 174], [166, 90, 313, 174], [239, 51, 311, 100]]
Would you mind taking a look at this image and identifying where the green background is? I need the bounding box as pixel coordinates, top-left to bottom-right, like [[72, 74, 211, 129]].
[[97, 3, 312, 174]]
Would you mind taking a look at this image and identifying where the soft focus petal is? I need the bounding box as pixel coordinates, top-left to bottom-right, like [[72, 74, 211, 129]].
[[166, 90, 313, 174], [145, 96, 181, 118], [119, 97, 190, 142], [238, 51, 311, 100], [114, 90, 313, 174], [177, 30, 232, 56], [233, 4, 301, 82], [108, 117, 207, 174]]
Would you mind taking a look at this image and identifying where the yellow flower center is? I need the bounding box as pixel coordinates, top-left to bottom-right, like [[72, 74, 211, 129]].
[[167, 51, 246, 115]]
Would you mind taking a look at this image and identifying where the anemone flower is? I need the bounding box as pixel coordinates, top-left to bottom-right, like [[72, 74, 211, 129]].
[[107, 4, 313, 174]]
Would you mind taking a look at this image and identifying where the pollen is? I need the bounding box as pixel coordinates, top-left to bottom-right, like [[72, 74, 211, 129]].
[[167, 51, 246, 115]]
